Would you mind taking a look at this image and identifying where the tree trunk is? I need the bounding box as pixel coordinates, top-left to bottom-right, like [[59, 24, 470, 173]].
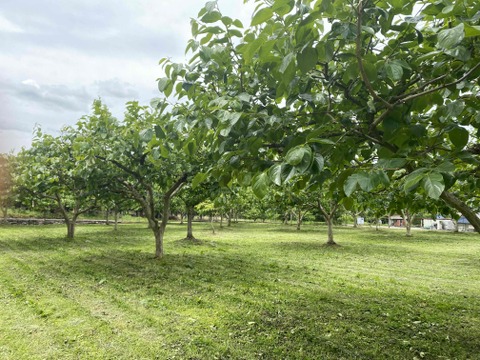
[[453, 219, 459, 233], [388, 214, 392, 228], [402, 209, 412, 237], [441, 191, 480, 233], [179, 212, 184, 225], [325, 215, 336, 245], [105, 208, 110, 225], [153, 224, 163, 258], [114, 210, 119, 231], [353, 212, 358, 228], [220, 213, 224, 228], [186, 205, 195, 240], [318, 200, 338, 245], [227, 209, 232, 227], [296, 210, 303, 231], [66, 220, 75, 239], [56, 194, 78, 239], [1, 206, 7, 223], [210, 213, 216, 234]]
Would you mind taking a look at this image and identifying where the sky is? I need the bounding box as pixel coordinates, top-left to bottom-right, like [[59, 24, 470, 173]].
[[0, 0, 256, 153]]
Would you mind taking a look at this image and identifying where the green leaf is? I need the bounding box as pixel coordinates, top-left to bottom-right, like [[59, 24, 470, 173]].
[[251, 8, 274, 27], [308, 138, 336, 145], [311, 155, 324, 174], [192, 172, 208, 188], [281, 164, 296, 183], [252, 172, 270, 198], [154, 125, 165, 139], [363, 61, 378, 82], [317, 41, 334, 62], [297, 47, 318, 74], [404, 168, 428, 192], [140, 129, 153, 143], [285, 145, 310, 166], [376, 158, 406, 169], [268, 164, 283, 186], [437, 23, 464, 49], [385, 60, 403, 81], [232, 19, 243, 28], [357, 173, 375, 192], [228, 29, 243, 38], [465, 24, 480, 37], [342, 197, 354, 211], [448, 127, 469, 149], [435, 161, 455, 173], [446, 101, 465, 118], [183, 139, 197, 156], [279, 53, 295, 74], [272, 0, 294, 16], [204, 1, 217, 13], [157, 78, 169, 92], [343, 172, 376, 196], [201, 11, 222, 23], [343, 174, 359, 197], [237, 93, 252, 102], [422, 173, 445, 199]]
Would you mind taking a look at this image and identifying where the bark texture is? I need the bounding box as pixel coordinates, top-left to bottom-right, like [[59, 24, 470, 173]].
[[441, 191, 480, 233]]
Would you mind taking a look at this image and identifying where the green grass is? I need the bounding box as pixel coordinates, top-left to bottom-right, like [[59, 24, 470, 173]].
[[0, 222, 479, 359]]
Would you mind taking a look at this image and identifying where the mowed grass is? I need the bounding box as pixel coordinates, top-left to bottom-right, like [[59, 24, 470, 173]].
[[0, 222, 479, 359]]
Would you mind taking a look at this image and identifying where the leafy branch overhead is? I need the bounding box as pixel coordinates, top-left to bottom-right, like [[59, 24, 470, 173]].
[[156, 0, 480, 231]]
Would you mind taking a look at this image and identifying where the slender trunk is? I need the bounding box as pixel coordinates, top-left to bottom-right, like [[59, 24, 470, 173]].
[[153, 224, 163, 258], [155, 196, 171, 258], [67, 220, 75, 239], [326, 215, 336, 245], [210, 212, 216, 234], [227, 209, 232, 227], [179, 212, 184, 225], [388, 214, 392, 228], [220, 213, 224, 228], [318, 200, 338, 245], [402, 209, 412, 237], [453, 219, 459, 233], [353, 212, 358, 228], [441, 191, 480, 233], [56, 193, 77, 239], [375, 217, 379, 231], [186, 205, 195, 240], [105, 208, 110, 225], [114, 210, 119, 231], [296, 210, 303, 231]]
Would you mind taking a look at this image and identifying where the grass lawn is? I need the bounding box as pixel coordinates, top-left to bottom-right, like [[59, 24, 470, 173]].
[[0, 222, 479, 359]]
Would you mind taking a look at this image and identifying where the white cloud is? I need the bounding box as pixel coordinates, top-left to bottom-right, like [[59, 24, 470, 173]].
[[0, 13, 23, 33], [21, 79, 40, 89], [0, 0, 256, 153]]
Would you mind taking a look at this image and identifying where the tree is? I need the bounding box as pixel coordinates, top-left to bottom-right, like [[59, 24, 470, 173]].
[[178, 180, 219, 240], [77, 100, 191, 258], [162, 0, 480, 234], [16, 127, 100, 238], [0, 154, 14, 222]]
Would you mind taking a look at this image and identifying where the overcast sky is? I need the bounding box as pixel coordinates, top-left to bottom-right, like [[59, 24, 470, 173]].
[[0, 1, 255, 153]]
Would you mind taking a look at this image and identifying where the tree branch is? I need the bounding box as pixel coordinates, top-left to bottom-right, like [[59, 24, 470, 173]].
[[356, 0, 393, 109]]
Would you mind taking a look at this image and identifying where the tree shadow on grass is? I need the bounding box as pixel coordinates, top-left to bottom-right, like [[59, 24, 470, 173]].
[[0, 224, 153, 253], [31, 247, 480, 359]]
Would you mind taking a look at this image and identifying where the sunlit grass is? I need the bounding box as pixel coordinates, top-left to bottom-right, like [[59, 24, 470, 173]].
[[0, 222, 479, 359]]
